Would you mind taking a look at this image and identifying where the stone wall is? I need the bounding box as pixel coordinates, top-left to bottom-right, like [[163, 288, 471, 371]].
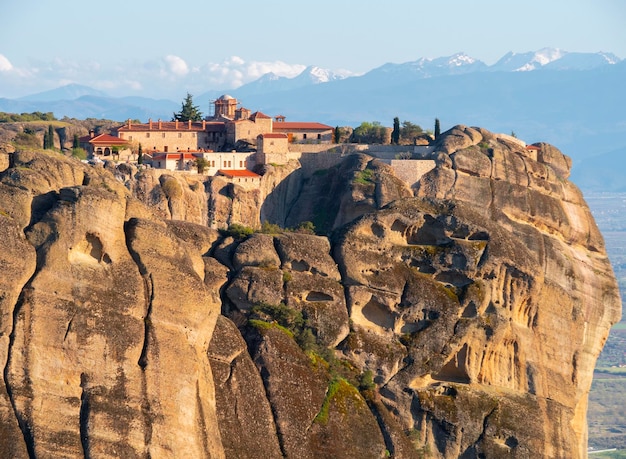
[[260, 144, 438, 181], [388, 159, 436, 187], [125, 129, 207, 152]]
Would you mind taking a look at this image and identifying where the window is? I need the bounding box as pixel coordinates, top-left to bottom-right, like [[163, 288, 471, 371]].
[[317, 134, 321, 140], [192, 133, 196, 137], [303, 133, 307, 139], [240, 161, 243, 168], [178, 133, 182, 138], [146, 133, 150, 138], [162, 133, 165, 138], [129, 136, 133, 141], [211, 160, 215, 167]]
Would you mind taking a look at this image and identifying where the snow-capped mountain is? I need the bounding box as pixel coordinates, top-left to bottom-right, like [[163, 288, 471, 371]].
[[300, 66, 353, 84], [543, 51, 621, 70], [218, 65, 352, 98], [368, 53, 488, 81], [490, 48, 619, 72]]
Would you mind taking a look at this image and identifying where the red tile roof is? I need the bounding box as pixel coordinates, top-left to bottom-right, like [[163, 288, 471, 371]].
[[272, 122, 333, 131], [218, 169, 260, 178], [259, 133, 288, 139], [117, 121, 225, 132], [79, 134, 129, 145], [250, 111, 271, 120]]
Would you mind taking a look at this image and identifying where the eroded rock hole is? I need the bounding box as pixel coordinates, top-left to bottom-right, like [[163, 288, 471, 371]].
[[468, 231, 489, 241], [291, 260, 309, 272], [362, 298, 395, 329], [462, 301, 478, 318], [434, 343, 471, 384], [69, 232, 111, 265], [435, 271, 472, 287], [305, 291, 334, 302], [371, 222, 385, 238]]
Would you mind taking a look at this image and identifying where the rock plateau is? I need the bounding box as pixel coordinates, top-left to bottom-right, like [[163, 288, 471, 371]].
[[0, 126, 620, 458]]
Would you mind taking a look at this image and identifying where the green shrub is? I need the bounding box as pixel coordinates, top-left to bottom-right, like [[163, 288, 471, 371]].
[[294, 221, 316, 234], [12, 131, 41, 149], [259, 221, 282, 234], [160, 176, 183, 199], [358, 369, 376, 391], [251, 302, 304, 331], [314, 377, 360, 424], [248, 319, 294, 338], [72, 148, 87, 160], [223, 223, 254, 240], [353, 168, 375, 185]]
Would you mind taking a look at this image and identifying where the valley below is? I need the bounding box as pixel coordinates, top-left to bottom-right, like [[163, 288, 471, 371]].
[[586, 192, 626, 453]]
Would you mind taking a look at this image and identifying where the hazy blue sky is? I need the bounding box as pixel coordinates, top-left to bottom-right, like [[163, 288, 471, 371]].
[[1, 0, 625, 99]]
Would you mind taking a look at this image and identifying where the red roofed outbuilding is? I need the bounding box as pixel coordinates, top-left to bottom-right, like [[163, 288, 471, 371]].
[[271, 119, 334, 143], [79, 132, 129, 159], [217, 169, 261, 189]]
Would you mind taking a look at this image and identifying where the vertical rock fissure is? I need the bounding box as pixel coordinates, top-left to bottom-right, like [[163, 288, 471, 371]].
[[257, 365, 288, 458], [79, 373, 91, 459], [137, 273, 155, 369], [3, 292, 37, 459], [123, 220, 155, 452]]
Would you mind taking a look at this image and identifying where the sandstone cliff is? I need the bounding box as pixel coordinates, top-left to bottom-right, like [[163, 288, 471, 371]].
[[0, 127, 620, 458]]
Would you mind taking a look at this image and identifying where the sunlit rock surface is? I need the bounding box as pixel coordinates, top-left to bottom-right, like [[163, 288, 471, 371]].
[[0, 126, 619, 458]]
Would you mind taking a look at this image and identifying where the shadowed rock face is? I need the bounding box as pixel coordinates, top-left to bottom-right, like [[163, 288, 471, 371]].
[[0, 126, 620, 459]]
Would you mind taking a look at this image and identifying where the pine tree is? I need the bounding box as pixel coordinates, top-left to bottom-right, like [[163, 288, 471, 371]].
[[173, 93, 203, 122], [434, 118, 441, 140], [391, 117, 400, 144]]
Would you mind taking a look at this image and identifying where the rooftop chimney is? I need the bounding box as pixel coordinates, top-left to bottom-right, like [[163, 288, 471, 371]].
[[149, 119, 153, 129], [158, 119, 162, 130], [175, 119, 179, 129], [188, 119, 192, 129]]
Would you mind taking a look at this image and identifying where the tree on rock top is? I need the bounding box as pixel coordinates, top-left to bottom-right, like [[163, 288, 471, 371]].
[[173, 93, 203, 122]]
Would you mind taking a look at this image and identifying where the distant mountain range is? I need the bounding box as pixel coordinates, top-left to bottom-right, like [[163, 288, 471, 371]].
[[1, 48, 624, 191]]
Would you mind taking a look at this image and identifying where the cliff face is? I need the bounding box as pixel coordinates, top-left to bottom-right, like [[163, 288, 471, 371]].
[[0, 127, 620, 459]]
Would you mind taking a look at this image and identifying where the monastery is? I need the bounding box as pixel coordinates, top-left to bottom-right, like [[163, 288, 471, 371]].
[[79, 95, 334, 180]]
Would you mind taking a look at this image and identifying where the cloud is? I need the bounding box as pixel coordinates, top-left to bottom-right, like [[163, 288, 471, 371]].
[[197, 56, 306, 89], [164, 55, 189, 76], [0, 54, 13, 72], [0, 55, 315, 99]]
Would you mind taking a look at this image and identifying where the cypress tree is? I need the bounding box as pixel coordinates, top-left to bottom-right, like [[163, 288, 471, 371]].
[[434, 118, 441, 140], [391, 117, 400, 144], [45, 125, 55, 149], [334, 126, 341, 143], [137, 143, 143, 164], [73, 133, 79, 149]]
